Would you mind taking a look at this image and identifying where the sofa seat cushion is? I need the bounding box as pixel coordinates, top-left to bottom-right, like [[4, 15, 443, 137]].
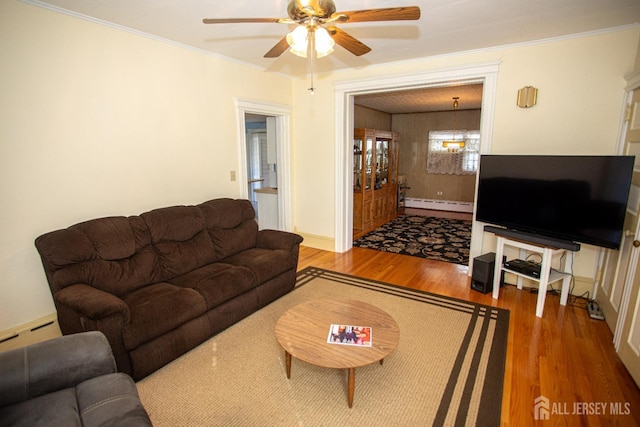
[[0, 388, 80, 427], [122, 283, 207, 350], [0, 373, 150, 427], [76, 373, 151, 426], [168, 263, 257, 309], [222, 248, 299, 284]]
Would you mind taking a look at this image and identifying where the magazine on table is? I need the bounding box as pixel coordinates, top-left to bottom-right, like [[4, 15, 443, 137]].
[[327, 324, 372, 347]]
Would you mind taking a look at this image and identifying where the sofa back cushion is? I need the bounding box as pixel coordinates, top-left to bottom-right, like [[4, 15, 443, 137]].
[[141, 205, 217, 281], [35, 198, 259, 297], [198, 199, 258, 260], [35, 216, 160, 296]]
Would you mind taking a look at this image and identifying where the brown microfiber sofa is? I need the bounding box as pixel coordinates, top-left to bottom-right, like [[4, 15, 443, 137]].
[[35, 198, 303, 381]]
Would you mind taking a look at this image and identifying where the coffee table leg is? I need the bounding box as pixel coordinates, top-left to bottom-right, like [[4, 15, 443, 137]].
[[348, 367, 355, 408], [285, 351, 291, 379]]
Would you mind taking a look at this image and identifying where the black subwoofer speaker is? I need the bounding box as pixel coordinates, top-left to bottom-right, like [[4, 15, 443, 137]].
[[471, 252, 504, 294]]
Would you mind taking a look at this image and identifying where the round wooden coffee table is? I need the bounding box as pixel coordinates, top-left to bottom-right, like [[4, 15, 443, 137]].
[[275, 298, 399, 408]]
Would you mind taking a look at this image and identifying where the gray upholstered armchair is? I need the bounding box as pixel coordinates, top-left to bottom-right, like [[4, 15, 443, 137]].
[[0, 331, 151, 426]]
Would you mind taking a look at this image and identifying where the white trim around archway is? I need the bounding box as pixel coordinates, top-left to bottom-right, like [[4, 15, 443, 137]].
[[333, 61, 501, 272]]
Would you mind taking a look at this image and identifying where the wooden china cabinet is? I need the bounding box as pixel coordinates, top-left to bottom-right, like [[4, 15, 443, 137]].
[[353, 128, 399, 235]]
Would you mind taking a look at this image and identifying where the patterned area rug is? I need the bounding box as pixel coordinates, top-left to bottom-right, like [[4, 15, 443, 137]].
[[353, 215, 472, 265]]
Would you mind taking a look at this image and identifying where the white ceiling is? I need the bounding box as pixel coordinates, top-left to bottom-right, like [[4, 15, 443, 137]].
[[31, 0, 640, 76], [27, 0, 640, 113], [355, 83, 483, 113]]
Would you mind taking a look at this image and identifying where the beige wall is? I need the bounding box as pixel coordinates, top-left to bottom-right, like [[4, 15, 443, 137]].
[[0, 1, 292, 330], [356, 103, 481, 204], [635, 32, 640, 71], [291, 27, 640, 288], [1, 0, 639, 330], [292, 29, 640, 239], [394, 110, 481, 203], [354, 105, 392, 130]]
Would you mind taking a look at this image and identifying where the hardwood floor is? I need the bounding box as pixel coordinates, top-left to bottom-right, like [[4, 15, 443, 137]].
[[297, 245, 640, 426]]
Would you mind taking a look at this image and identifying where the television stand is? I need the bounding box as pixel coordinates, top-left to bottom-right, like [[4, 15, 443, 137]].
[[489, 233, 575, 317]]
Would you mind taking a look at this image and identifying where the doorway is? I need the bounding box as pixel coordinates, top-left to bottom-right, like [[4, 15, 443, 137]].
[[235, 99, 292, 232], [333, 62, 501, 270], [245, 114, 277, 227], [353, 84, 482, 235]]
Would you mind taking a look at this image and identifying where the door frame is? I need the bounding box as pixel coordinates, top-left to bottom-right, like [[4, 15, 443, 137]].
[[595, 88, 639, 338], [613, 69, 640, 350], [235, 98, 292, 231], [333, 61, 501, 269]]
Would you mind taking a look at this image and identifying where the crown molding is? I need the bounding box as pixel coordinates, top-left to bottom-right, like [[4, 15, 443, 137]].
[[20, 0, 640, 80], [626, 68, 640, 91]]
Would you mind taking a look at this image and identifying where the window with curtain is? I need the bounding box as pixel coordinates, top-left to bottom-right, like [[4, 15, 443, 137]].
[[427, 130, 480, 175]]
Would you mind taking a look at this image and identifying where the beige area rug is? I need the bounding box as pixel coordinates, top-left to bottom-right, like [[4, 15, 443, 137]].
[[137, 267, 509, 426]]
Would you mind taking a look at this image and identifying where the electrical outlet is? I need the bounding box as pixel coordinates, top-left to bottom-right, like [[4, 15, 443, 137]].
[[437, 191, 443, 196], [230, 171, 236, 182], [588, 301, 605, 320]]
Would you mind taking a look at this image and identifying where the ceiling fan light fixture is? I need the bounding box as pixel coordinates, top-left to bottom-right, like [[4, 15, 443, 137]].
[[314, 26, 335, 57], [204, 2, 422, 61], [286, 25, 334, 58], [443, 97, 465, 151], [286, 26, 309, 57]]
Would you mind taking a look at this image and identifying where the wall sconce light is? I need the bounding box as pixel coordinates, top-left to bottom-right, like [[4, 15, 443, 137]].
[[517, 86, 538, 108]]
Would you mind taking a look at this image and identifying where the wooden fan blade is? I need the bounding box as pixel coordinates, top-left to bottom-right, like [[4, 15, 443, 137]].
[[327, 26, 371, 56], [203, 18, 285, 24], [264, 36, 291, 58], [332, 6, 420, 23]]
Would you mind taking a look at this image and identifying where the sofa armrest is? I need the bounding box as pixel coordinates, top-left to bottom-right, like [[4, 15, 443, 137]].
[[55, 284, 130, 324], [0, 331, 116, 408], [257, 230, 303, 251]]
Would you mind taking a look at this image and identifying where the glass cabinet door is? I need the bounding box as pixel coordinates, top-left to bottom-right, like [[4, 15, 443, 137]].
[[375, 139, 389, 189], [353, 139, 363, 191], [365, 137, 373, 190], [391, 136, 398, 184]]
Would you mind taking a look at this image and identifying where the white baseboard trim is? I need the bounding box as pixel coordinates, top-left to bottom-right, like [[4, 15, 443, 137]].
[[296, 232, 335, 251], [405, 198, 474, 213]]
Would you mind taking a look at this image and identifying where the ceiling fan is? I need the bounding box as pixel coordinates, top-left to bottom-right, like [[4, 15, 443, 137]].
[[203, 0, 421, 59]]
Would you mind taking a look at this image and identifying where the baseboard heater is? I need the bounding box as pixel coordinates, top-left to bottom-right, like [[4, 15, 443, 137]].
[[0, 314, 61, 352], [405, 198, 473, 213]]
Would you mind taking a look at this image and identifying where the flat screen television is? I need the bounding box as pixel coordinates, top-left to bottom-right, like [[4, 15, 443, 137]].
[[476, 155, 635, 250]]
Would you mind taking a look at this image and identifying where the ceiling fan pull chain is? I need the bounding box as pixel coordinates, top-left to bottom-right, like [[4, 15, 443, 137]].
[[307, 26, 316, 94], [308, 71, 315, 94]]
